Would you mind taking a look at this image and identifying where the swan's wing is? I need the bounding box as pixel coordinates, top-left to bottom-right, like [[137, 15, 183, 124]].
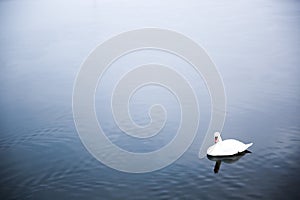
[[207, 141, 253, 156], [207, 141, 239, 156]]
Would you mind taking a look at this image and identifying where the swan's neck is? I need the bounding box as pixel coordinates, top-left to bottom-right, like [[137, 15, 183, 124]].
[[219, 136, 222, 142]]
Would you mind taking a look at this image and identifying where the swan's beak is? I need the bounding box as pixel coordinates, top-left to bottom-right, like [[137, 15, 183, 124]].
[[214, 136, 218, 143]]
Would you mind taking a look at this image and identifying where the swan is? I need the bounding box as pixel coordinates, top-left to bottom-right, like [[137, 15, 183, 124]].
[[207, 132, 253, 156]]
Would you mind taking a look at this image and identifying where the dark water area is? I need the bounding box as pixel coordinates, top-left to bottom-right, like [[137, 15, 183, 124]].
[[1, 0, 300, 199]]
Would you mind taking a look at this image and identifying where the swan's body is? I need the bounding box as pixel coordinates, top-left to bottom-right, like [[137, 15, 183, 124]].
[[207, 132, 253, 156]]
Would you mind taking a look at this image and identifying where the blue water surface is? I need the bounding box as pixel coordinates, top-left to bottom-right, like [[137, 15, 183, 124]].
[[0, 0, 300, 199]]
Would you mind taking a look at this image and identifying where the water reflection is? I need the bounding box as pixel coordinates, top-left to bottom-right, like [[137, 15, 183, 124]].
[[207, 150, 251, 173]]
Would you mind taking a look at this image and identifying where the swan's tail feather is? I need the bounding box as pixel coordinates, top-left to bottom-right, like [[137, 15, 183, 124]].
[[245, 143, 253, 149]]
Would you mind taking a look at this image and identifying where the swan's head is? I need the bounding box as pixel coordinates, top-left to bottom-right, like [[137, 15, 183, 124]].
[[214, 132, 221, 143]]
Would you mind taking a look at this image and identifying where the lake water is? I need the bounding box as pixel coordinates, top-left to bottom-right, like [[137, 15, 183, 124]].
[[1, 0, 300, 199]]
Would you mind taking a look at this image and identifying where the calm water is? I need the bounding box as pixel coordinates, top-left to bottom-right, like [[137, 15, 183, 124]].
[[1, 0, 300, 199]]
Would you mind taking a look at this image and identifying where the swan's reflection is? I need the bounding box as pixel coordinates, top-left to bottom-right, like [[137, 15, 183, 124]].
[[207, 150, 251, 173]]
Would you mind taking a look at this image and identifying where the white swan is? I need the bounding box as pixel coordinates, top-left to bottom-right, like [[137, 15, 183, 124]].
[[207, 132, 253, 156]]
